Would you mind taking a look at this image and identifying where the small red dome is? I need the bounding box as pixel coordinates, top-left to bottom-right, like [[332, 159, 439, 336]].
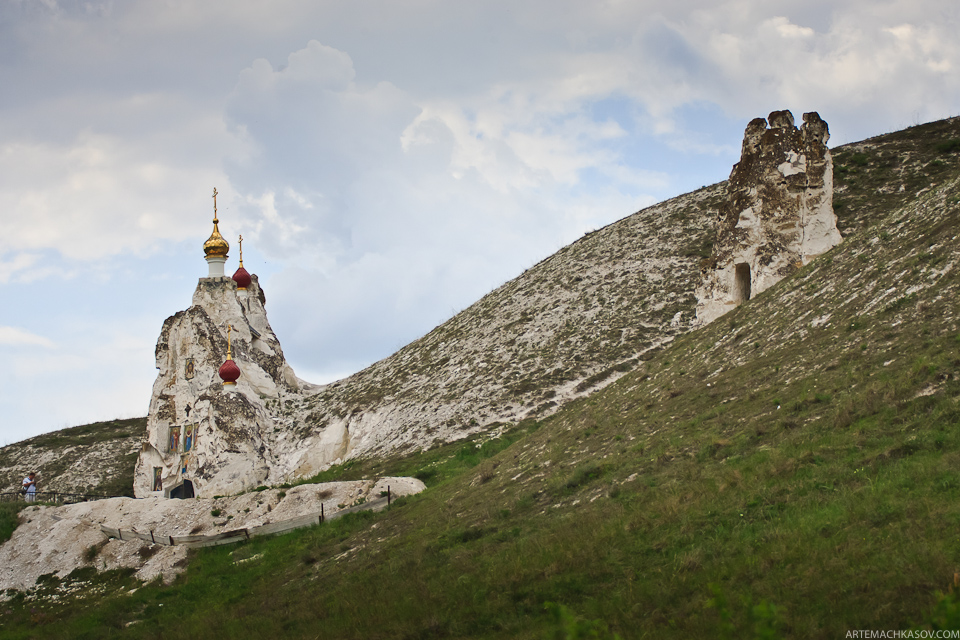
[[218, 359, 241, 384], [232, 266, 252, 289]]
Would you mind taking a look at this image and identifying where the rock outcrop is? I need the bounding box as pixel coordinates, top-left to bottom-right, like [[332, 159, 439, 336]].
[[695, 110, 843, 324], [1, 478, 425, 593], [133, 275, 312, 498], [134, 184, 722, 498]]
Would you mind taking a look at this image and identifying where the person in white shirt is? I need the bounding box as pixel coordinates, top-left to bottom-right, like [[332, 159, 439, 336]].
[[22, 472, 37, 502]]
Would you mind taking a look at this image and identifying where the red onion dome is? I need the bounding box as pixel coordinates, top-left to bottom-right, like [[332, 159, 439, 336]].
[[218, 359, 241, 385], [232, 265, 251, 289]]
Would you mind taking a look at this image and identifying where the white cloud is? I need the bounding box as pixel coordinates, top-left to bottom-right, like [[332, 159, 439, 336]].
[[0, 253, 49, 284], [0, 128, 236, 261], [2, 0, 960, 441], [218, 38, 659, 375], [0, 326, 55, 348]]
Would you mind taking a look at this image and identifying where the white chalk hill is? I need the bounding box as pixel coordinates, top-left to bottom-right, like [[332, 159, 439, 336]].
[[134, 189, 721, 498]]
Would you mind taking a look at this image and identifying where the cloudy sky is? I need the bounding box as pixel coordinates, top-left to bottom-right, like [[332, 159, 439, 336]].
[[1, 0, 957, 445]]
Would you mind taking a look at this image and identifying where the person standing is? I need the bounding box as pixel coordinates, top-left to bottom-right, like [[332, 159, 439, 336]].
[[22, 472, 37, 502]]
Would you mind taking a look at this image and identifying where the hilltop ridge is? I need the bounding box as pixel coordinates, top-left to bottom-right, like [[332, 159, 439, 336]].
[[4, 116, 960, 497]]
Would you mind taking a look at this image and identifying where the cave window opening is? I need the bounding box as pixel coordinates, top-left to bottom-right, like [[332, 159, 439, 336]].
[[734, 263, 752, 304], [169, 480, 195, 499]]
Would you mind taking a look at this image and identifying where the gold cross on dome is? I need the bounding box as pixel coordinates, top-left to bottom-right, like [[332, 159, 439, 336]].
[[212, 187, 219, 222]]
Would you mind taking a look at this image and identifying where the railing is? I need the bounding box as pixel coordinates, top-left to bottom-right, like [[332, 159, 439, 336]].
[[0, 491, 121, 505]]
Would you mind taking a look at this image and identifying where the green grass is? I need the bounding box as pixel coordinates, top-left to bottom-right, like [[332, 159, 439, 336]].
[[4, 117, 960, 638], [7, 279, 960, 637], [0, 502, 25, 544]]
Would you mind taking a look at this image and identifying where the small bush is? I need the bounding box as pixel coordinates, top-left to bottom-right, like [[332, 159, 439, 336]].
[[546, 602, 622, 639], [565, 464, 607, 491], [850, 152, 870, 166], [210, 509, 222, 518], [439, 526, 489, 548], [83, 543, 102, 563], [922, 585, 960, 630], [706, 584, 785, 640], [0, 503, 25, 545], [935, 139, 960, 154], [65, 566, 98, 582], [413, 468, 437, 482]]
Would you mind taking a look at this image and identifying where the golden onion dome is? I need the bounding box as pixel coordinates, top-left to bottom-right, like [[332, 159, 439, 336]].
[[203, 188, 230, 258], [203, 221, 229, 257]]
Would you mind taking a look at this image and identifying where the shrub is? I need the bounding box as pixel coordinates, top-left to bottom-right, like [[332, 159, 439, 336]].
[[83, 544, 101, 563], [564, 463, 607, 491], [546, 602, 622, 639], [850, 152, 870, 166], [935, 139, 960, 154], [0, 503, 25, 545]]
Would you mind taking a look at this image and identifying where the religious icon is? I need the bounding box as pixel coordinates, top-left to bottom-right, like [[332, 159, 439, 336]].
[[184, 358, 195, 380], [184, 425, 194, 452], [181, 456, 189, 475], [153, 467, 163, 492], [169, 426, 181, 453]]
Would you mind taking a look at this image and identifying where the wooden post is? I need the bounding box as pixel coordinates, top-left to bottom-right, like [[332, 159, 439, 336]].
[[387, 485, 391, 506], [321, 503, 324, 523], [150, 530, 156, 544], [169, 536, 174, 546], [118, 530, 123, 541]]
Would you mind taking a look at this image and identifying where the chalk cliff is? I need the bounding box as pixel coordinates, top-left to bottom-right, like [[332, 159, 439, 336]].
[[133, 275, 310, 498], [695, 110, 843, 324]]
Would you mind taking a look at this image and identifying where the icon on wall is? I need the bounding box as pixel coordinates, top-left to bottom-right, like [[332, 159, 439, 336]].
[[153, 467, 163, 492], [184, 425, 195, 452], [169, 426, 181, 453], [184, 358, 195, 380]]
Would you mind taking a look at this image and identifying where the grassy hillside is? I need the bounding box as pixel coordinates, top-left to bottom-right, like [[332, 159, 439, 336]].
[[3, 118, 960, 638], [0, 417, 145, 497]]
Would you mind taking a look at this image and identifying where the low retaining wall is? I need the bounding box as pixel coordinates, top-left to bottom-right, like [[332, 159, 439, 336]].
[[98, 495, 392, 549]]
